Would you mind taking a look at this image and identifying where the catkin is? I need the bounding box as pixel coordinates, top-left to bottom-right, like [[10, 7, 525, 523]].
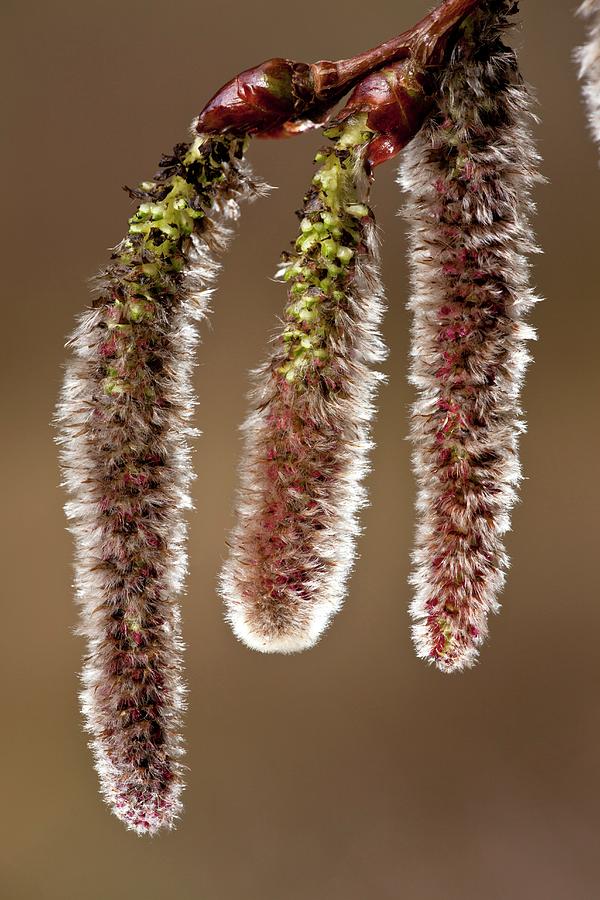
[[56, 133, 265, 832], [577, 0, 600, 150], [221, 119, 387, 652], [398, 1, 542, 672]]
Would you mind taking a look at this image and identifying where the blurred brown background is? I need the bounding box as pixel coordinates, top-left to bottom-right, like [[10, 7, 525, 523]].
[[1, 1, 599, 897]]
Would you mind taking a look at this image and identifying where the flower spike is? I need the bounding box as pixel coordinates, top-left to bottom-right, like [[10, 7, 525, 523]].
[[220, 116, 388, 652], [398, 0, 543, 672], [56, 133, 267, 833]]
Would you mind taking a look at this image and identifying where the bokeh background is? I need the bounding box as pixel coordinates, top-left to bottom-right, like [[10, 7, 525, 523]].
[[2, 1, 599, 897]]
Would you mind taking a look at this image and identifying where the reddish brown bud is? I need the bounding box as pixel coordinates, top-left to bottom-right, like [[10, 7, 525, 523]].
[[195, 58, 311, 135], [333, 60, 434, 169]]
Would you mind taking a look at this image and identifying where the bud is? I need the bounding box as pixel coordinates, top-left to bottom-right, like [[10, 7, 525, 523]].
[[195, 58, 312, 135], [332, 60, 433, 169], [195, 2, 481, 140]]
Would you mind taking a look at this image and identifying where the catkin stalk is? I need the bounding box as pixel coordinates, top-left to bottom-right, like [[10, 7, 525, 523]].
[[221, 116, 387, 652], [398, 1, 542, 672], [56, 133, 265, 833]]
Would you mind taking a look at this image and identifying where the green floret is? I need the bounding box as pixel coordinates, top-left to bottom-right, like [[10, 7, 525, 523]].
[[278, 115, 374, 383]]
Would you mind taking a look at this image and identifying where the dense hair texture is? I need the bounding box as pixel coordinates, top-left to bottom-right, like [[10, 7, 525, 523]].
[[56, 133, 265, 833], [221, 121, 387, 652], [397, 1, 542, 672], [577, 0, 600, 150]]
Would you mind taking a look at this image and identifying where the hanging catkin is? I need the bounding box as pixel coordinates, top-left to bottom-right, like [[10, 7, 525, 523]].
[[398, 1, 542, 672], [221, 117, 387, 652], [577, 0, 600, 151], [56, 133, 266, 833]]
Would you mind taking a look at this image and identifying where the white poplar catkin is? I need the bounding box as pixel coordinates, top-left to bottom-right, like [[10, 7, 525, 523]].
[[398, 1, 543, 672], [56, 132, 266, 833], [221, 135, 387, 653], [577, 0, 600, 150]]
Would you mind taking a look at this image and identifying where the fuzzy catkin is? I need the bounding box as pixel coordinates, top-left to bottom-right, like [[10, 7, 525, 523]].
[[577, 0, 600, 150], [221, 120, 387, 652], [56, 132, 265, 833], [398, 1, 542, 672]]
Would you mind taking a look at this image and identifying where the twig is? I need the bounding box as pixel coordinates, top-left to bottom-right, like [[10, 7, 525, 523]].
[[195, 0, 485, 138]]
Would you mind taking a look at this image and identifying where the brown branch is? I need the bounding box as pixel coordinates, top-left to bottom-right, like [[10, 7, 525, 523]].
[[310, 0, 481, 98], [195, 0, 485, 137]]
